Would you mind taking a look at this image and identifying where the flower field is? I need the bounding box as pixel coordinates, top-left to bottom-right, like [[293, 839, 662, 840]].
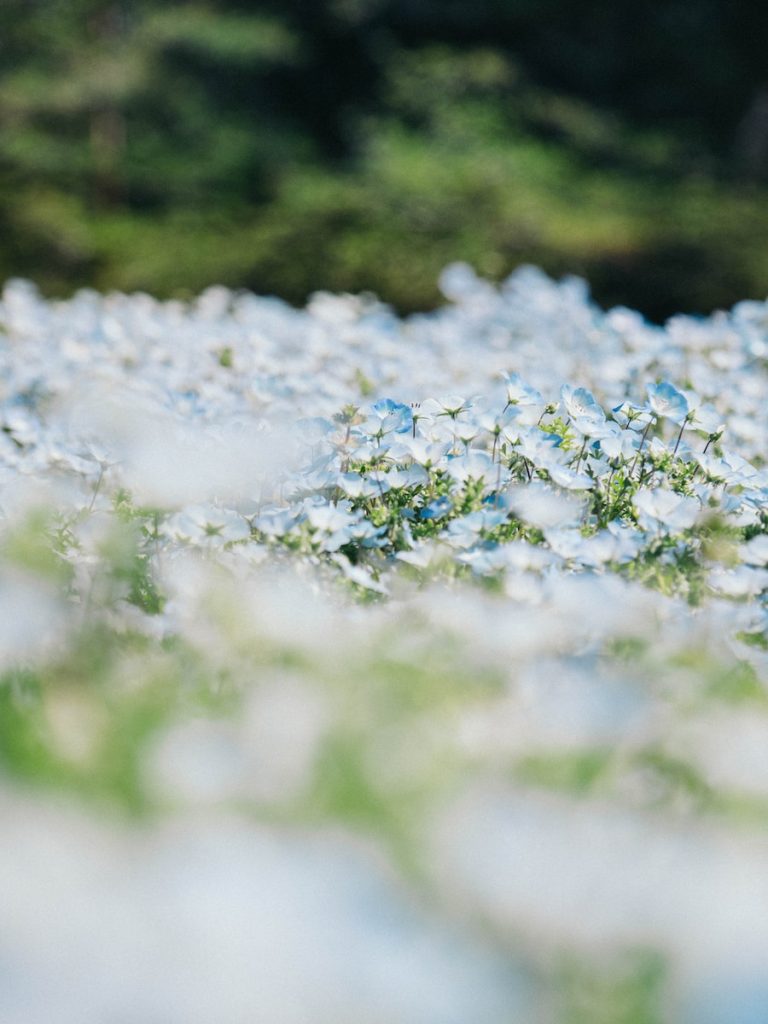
[[2, 264, 768, 1022]]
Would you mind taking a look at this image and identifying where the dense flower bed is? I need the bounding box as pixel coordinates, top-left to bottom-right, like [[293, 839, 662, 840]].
[[2, 266, 768, 1023]]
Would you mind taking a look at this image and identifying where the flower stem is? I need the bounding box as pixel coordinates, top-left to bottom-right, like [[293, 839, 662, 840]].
[[574, 436, 587, 471], [672, 414, 689, 457], [630, 418, 654, 478]]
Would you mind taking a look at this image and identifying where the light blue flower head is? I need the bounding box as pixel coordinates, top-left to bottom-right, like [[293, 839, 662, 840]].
[[502, 372, 543, 406], [371, 398, 413, 434], [419, 496, 452, 520], [561, 384, 602, 421], [560, 384, 606, 437], [646, 382, 689, 425]]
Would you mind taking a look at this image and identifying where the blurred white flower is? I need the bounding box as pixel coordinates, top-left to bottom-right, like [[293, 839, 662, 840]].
[[633, 488, 700, 532]]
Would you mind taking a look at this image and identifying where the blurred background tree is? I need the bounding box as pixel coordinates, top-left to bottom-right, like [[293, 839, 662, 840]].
[[2, 0, 768, 319]]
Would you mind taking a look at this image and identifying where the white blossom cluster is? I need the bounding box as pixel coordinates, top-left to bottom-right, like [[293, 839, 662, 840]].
[[2, 267, 768, 1023]]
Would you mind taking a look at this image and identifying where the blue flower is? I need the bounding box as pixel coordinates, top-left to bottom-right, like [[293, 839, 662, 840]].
[[370, 398, 413, 434], [419, 496, 452, 520], [502, 372, 543, 407], [646, 382, 689, 425], [561, 384, 606, 435]]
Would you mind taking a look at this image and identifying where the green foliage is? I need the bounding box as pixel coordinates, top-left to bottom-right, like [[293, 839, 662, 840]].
[[515, 749, 614, 795], [554, 950, 668, 1024], [3, 2, 768, 317]]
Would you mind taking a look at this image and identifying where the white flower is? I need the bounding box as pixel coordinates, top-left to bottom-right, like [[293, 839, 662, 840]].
[[561, 384, 606, 433], [507, 482, 586, 529], [385, 464, 429, 489], [166, 505, 250, 546], [709, 566, 768, 598], [445, 450, 498, 486], [599, 425, 639, 460], [337, 472, 391, 498], [633, 488, 700, 532], [548, 464, 594, 490]]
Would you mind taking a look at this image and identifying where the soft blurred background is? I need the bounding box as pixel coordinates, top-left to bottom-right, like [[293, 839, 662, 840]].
[[2, 0, 768, 320]]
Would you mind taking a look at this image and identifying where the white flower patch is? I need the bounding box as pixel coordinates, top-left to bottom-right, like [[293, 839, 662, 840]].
[[3, 266, 768, 1022]]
